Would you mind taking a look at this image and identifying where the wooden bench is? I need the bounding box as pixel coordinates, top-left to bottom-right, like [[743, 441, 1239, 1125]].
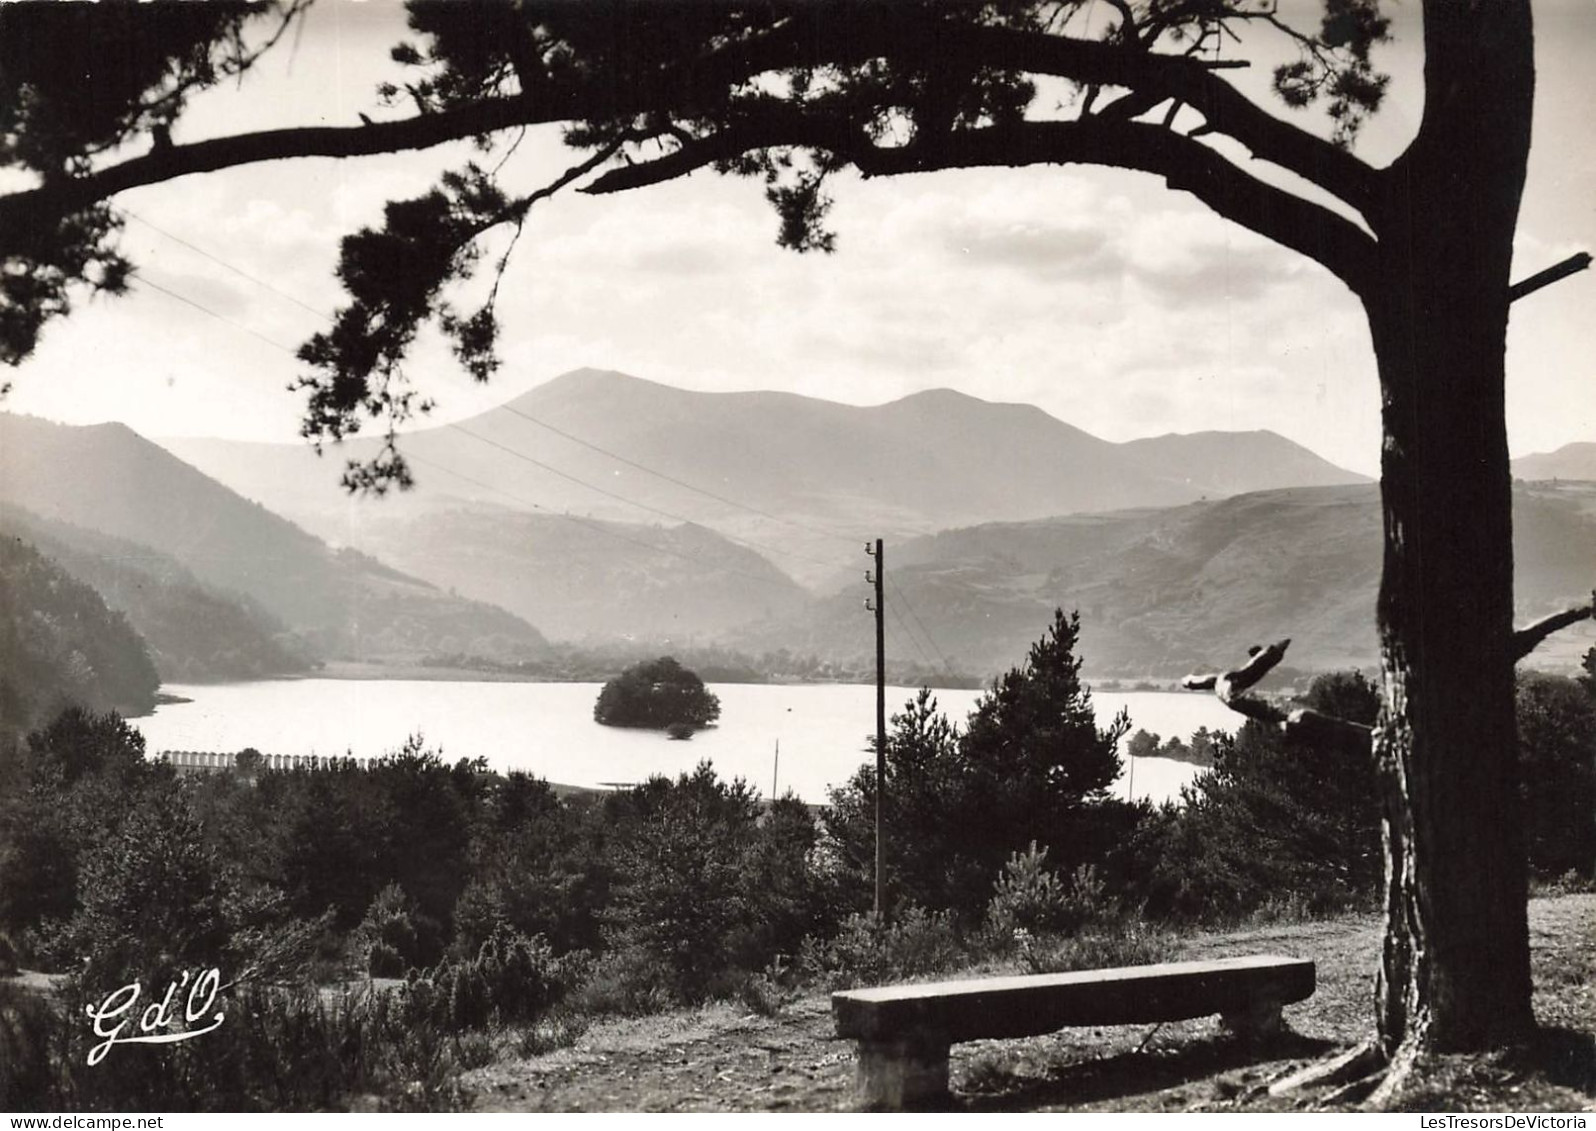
[[831, 954, 1315, 1109]]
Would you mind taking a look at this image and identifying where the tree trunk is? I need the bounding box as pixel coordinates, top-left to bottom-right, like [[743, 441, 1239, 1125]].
[[1364, 0, 1537, 1058]]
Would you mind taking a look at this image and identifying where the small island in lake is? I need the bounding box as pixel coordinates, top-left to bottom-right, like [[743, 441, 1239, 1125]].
[[594, 656, 722, 737]]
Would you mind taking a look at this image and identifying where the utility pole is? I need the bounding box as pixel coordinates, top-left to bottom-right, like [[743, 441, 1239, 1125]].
[[865, 539, 886, 920]]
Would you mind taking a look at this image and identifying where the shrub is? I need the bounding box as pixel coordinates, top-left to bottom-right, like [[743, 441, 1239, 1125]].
[[737, 956, 796, 1017], [401, 931, 566, 1034], [0, 983, 56, 1110], [355, 883, 425, 974], [368, 940, 405, 978], [1010, 923, 1171, 975], [988, 842, 1065, 933], [2, 980, 476, 1112], [449, 880, 510, 961], [569, 946, 677, 1017], [796, 906, 966, 989], [1517, 672, 1596, 880], [989, 843, 1119, 937]]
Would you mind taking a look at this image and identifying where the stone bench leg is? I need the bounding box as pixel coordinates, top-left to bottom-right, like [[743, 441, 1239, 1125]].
[[1221, 996, 1284, 1038], [854, 1034, 951, 1109]]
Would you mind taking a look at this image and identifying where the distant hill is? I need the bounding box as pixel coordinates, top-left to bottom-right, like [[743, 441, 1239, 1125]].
[[0, 534, 159, 732], [730, 483, 1596, 680], [160, 368, 1368, 591], [0, 413, 552, 666], [1119, 430, 1373, 498], [1514, 442, 1596, 482], [347, 508, 810, 642], [0, 504, 315, 682]]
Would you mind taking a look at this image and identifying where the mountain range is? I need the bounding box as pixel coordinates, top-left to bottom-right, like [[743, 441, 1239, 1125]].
[[161, 368, 1370, 589], [4, 369, 1590, 689]]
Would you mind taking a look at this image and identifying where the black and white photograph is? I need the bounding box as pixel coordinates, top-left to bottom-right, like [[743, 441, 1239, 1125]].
[[0, 0, 1592, 1117]]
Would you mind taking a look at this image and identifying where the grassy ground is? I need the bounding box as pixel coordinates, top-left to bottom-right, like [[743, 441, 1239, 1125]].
[[465, 894, 1595, 1113]]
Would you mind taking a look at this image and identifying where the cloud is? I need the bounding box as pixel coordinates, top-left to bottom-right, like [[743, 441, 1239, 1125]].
[[940, 220, 1114, 279], [1127, 245, 1304, 308]]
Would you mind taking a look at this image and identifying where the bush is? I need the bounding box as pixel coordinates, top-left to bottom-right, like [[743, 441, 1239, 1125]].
[[1517, 672, 1596, 880], [988, 842, 1067, 933], [737, 957, 796, 1017], [401, 931, 566, 1034], [355, 884, 426, 975], [1111, 672, 1384, 925], [368, 941, 405, 978], [599, 765, 762, 1002], [569, 946, 677, 1018], [3, 980, 476, 1112], [0, 983, 56, 1110], [1008, 923, 1172, 975], [796, 906, 967, 989]]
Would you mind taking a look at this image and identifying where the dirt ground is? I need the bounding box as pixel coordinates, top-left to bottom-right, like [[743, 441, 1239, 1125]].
[[465, 894, 1595, 1113]]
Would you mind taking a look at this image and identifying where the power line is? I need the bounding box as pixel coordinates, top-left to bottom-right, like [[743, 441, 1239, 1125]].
[[128, 202, 863, 556], [121, 235, 842, 570], [884, 597, 938, 672], [126, 260, 925, 680], [125, 265, 821, 590], [406, 451, 811, 594], [497, 400, 866, 547], [134, 272, 303, 355], [125, 209, 331, 321], [447, 422, 853, 572], [123, 213, 930, 635], [125, 207, 883, 576], [887, 574, 956, 675]]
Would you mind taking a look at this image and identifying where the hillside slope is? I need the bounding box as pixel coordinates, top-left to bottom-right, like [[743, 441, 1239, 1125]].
[[349, 508, 810, 642], [734, 483, 1596, 679], [0, 505, 314, 682], [0, 535, 159, 732], [0, 414, 551, 665], [1514, 442, 1596, 482]]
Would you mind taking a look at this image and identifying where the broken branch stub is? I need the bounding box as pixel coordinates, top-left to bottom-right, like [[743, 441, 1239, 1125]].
[[1183, 638, 1372, 747]]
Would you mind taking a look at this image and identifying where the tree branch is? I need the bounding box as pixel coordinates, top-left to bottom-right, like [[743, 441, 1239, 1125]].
[[584, 111, 1377, 295], [1184, 639, 1374, 747], [920, 23, 1381, 219], [1508, 251, 1592, 303], [0, 100, 541, 248], [581, 110, 862, 195], [2, 7, 1383, 250], [854, 120, 1379, 296], [1511, 590, 1595, 661]]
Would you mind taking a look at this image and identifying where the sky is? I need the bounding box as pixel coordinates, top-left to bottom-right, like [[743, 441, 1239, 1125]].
[[4, 0, 1594, 478]]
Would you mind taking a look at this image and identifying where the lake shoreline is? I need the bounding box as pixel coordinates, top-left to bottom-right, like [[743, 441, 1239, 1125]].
[[135, 680, 1237, 805], [180, 659, 1178, 693]]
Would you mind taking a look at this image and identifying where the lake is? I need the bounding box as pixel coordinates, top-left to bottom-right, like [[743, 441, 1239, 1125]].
[[136, 680, 1240, 806]]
